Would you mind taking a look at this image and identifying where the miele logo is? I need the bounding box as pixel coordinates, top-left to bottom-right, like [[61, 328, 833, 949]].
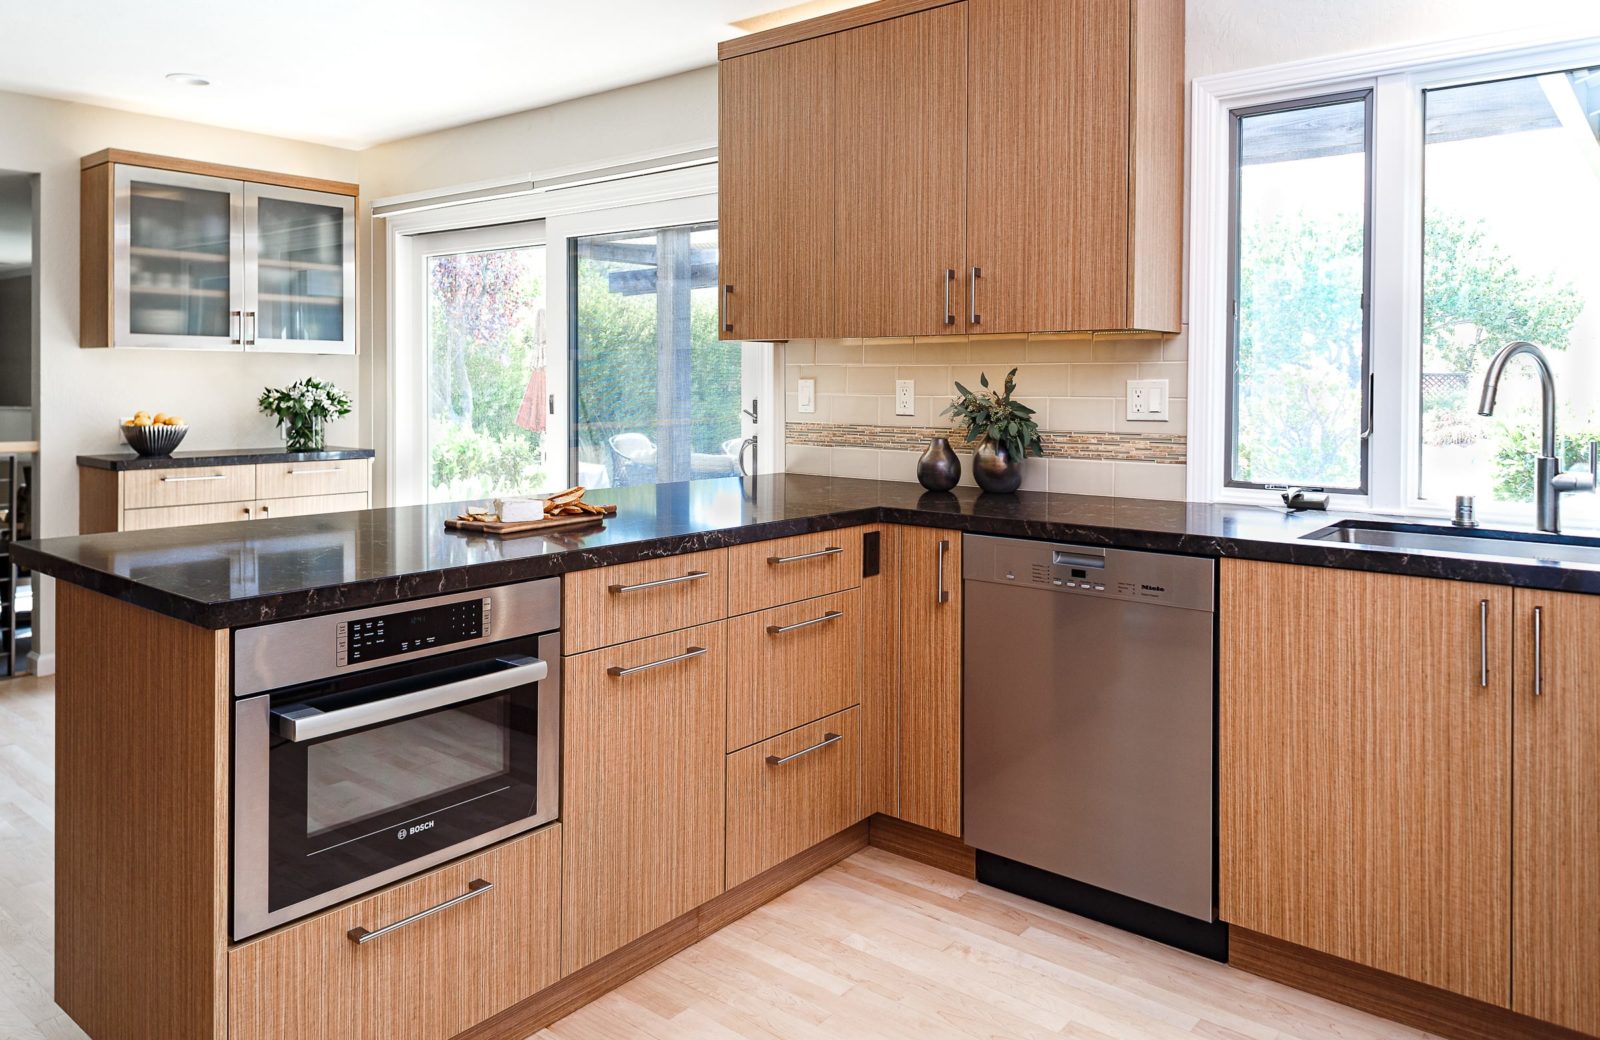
[[1141, 583, 1166, 593], [396, 820, 435, 841]]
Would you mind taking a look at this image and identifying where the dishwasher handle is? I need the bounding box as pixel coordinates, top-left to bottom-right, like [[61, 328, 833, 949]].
[[1051, 549, 1107, 570]]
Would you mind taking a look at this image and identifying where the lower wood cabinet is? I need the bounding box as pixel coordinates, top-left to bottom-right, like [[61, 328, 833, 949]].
[[253, 492, 370, 520], [561, 621, 727, 973], [896, 525, 962, 837], [228, 825, 561, 1040], [727, 707, 863, 887], [726, 587, 862, 751]]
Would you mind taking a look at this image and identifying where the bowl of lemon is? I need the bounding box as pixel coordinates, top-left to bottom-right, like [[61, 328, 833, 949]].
[[121, 411, 188, 457]]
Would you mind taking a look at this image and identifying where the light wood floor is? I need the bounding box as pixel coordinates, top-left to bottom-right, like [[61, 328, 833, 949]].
[[0, 674, 1439, 1040]]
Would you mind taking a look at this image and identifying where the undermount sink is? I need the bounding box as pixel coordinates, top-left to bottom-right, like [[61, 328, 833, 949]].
[[1302, 520, 1600, 566]]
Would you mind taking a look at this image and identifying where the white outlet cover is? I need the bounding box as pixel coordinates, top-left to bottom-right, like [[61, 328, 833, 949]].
[[1126, 379, 1168, 421], [797, 377, 816, 414], [894, 379, 916, 416]]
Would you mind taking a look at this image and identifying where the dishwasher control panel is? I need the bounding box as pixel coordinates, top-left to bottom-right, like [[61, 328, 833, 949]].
[[961, 534, 1215, 612]]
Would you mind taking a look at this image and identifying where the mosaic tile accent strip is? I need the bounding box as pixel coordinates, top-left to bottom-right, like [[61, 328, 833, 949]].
[[785, 422, 1187, 464]]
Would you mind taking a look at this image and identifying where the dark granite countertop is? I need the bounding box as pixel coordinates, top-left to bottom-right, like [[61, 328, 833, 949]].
[[14, 474, 1600, 629], [77, 446, 376, 471]]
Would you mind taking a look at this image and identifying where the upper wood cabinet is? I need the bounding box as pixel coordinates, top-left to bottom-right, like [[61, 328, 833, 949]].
[[718, 0, 1184, 340], [81, 150, 358, 353]]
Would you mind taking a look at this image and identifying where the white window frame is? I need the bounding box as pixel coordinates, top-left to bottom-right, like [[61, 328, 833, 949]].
[[380, 162, 781, 507], [1189, 24, 1600, 518]]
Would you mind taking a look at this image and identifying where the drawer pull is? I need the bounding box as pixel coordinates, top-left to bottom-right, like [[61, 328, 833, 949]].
[[607, 645, 707, 678], [766, 546, 843, 566], [288, 467, 342, 476], [346, 878, 493, 945], [766, 731, 842, 766], [159, 473, 227, 483], [766, 609, 843, 635], [607, 570, 709, 595]]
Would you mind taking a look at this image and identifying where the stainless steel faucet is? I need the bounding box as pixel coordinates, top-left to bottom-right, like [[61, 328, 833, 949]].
[[1477, 340, 1598, 534], [736, 400, 759, 478]]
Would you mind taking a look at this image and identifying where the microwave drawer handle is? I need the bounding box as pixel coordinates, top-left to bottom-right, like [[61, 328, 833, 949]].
[[272, 656, 547, 743], [347, 878, 493, 945]]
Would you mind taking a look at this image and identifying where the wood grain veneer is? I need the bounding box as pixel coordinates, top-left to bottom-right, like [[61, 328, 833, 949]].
[[896, 525, 961, 837], [80, 163, 115, 348], [727, 707, 863, 887], [54, 584, 230, 1040], [717, 33, 837, 340], [253, 491, 369, 520], [81, 148, 360, 196], [459, 822, 870, 1040], [561, 548, 727, 654], [1230, 928, 1595, 1040], [121, 464, 258, 509], [834, 2, 968, 336], [859, 524, 900, 817], [254, 457, 371, 499], [867, 813, 976, 878], [77, 466, 122, 533], [561, 622, 727, 974], [718, 0, 961, 58], [1219, 559, 1513, 1007], [1127, 0, 1185, 333], [725, 528, 862, 615], [1511, 588, 1600, 1036], [124, 501, 255, 531], [726, 587, 862, 751]]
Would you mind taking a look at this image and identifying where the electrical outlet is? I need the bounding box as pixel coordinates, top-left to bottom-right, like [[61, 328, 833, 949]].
[[1126, 379, 1169, 421], [894, 379, 916, 416], [797, 377, 816, 414]]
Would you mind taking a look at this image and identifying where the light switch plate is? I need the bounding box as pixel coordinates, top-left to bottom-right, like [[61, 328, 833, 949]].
[[797, 377, 816, 414], [1126, 379, 1168, 421], [894, 379, 916, 416]]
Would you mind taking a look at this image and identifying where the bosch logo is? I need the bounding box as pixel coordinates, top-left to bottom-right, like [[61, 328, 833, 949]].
[[397, 820, 435, 840], [396, 828, 407, 841]]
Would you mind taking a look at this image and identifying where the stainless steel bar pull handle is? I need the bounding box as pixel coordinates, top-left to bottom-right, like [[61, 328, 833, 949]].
[[1478, 599, 1489, 688], [288, 468, 341, 476], [608, 570, 709, 595], [244, 310, 258, 347], [347, 879, 493, 945], [767, 546, 843, 565], [160, 473, 227, 483], [936, 538, 950, 604], [1533, 606, 1544, 696], [230, 310, 242, 345], [273, 656, 547, 742], [608, 645, 707, 678], [766, 732, 842, 766], [767, 609, 843, 635], [969, 266, 982, 325], [722, 284, 734, 333], [944, 269, 956, 326]]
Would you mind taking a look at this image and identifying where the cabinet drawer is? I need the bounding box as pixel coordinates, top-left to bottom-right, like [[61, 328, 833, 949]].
[[123, 465, 256, 508], [727, 529, 862, 615], [229, 825, 561, 1040], [728, 588, 861, 751], [256, 458, 370, 499], [124, 501, 254, 530], [563, 548, 727, 654], [727, 707, 862, 887], [255, 492, 369, 520]]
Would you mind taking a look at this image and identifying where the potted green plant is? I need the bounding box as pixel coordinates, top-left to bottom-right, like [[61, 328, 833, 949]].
[[258, 378, 353, 453], [943, 368, 1043, 493]]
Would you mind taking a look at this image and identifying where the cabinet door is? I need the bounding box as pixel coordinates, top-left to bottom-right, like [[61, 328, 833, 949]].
[[253, 492, 369, 520], [967, 0, 1132, 333], [1512, 589, 1600, 1035], [834, 4, 967, 336], [718, 34, 836, 340], [113, 165, 245, 349], [562, 623, 726, 973], [727, 588, 862, 751], [897, 526, 961, 836], [1220, 560, 1511, 1005], [245, 184, 356, 354]]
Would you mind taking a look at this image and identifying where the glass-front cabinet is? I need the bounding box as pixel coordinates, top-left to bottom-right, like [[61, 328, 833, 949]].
[[87, 153, 356, 353]]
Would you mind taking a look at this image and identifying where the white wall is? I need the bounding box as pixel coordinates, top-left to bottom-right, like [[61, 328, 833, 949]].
[[0, 88, 362, 666]]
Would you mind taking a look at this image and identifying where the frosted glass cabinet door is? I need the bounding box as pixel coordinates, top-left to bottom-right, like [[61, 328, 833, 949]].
[[114, 165, 245, 349], [244, 184, 355, 354]]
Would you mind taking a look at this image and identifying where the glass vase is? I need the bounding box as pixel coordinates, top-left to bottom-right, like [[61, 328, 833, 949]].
[[283, 415, 325, 453]]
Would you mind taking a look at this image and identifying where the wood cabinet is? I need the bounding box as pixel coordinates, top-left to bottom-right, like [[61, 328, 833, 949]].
[[718, 33, 837, 340], [561, 622, 727, 973], [79, 455, 372, 533], [718, 0, 1183, 340], [229, 825, 561, 1040], [896, 525, 962, 837], [727, 707, 863, 887], [1511, 588, 1600, 1036], [81, 150, 357, 353], [726, 529, 862, 615], [727, 588, 863, 751], [1220, 560, 1514, 1005], [561, 547, 728, 653], [252, 492, 369, 520]]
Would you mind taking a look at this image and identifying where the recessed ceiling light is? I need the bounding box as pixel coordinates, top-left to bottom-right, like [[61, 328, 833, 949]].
[[165, 73, 210, 87]]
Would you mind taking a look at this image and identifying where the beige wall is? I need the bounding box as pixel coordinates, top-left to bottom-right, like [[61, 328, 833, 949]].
[[0, 87, 362, 666]]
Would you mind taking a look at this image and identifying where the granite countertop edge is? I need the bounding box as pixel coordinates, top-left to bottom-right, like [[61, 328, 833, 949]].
[[77, 447, 377, 471]]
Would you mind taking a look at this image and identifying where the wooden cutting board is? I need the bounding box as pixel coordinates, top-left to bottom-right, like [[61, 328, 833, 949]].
[[445, 503, 617, 537]]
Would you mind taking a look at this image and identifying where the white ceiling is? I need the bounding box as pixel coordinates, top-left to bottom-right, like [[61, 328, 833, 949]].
[[0, 1, 850, 150]]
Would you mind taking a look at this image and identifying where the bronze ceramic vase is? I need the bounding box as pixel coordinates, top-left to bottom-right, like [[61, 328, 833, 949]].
[[973, 437, 1023, 494], [917, 436, 961, 492]]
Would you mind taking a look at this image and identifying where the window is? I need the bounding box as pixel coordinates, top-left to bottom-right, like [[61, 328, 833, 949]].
[[1194, 32, 1600, 529]]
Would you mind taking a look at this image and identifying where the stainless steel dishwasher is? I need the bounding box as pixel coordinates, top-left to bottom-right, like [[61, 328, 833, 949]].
[[962, 533, 1224, 957]]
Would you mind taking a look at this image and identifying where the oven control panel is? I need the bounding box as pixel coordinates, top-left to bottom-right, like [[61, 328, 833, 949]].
[[336, 597, 491, 666]]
